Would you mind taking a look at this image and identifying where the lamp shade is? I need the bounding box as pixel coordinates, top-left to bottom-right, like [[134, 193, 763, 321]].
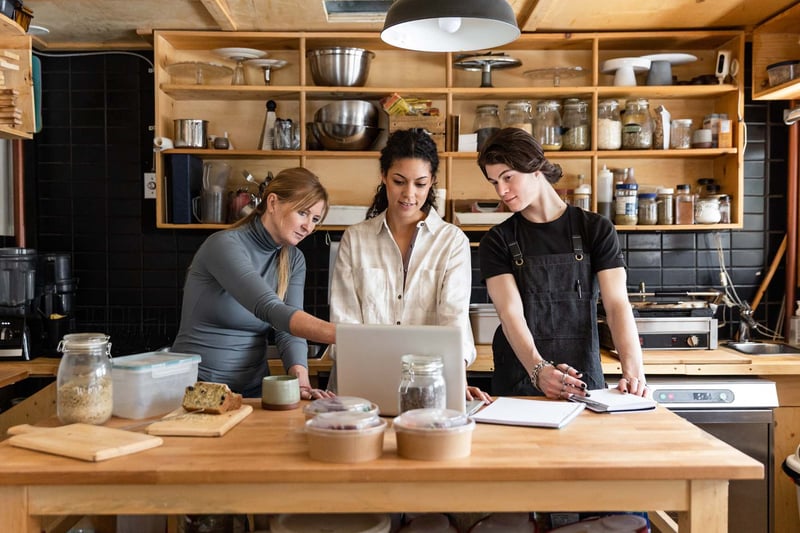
[[381, 0, 520, 52]]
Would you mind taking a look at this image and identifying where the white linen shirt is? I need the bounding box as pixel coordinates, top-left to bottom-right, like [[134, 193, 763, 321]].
[[330, 209, 476, 367]]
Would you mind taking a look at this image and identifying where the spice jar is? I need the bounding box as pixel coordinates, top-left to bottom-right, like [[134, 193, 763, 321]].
[[656, 187, 674, 225], [399, 354, 446, 413], [56, 333, 113, 425], [573, 183, 592, 210], [670, 118, 693, 149], [719, 194, 731, 224], [597, 99, 622, 150], [561, 98, 590, 150], [674, 184, 695, 225], [502, 100, 533, 134], [474, 104, 501, 150], [637, 193, 658, 225], [621, 98, 654, 149], [533, 100, 562, 150], [614, 183, 638, 225]]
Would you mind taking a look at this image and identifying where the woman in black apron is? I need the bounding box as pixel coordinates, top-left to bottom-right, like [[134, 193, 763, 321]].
[[476, 128, 647, 399]]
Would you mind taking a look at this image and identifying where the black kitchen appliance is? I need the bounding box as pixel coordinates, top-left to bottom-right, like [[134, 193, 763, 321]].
[[0, 248, 37, 360], [31, 252, 78, 356]]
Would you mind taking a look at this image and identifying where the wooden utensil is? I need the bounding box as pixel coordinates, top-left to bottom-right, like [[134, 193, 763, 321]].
[[7, 423, 163, 462], [146, 404, 253, 437]]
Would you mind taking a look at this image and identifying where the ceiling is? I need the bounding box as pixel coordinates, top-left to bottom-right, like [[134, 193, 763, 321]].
[[22, 0, 800, 50]]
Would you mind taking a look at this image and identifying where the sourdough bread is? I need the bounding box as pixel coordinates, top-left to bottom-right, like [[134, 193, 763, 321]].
[[182, 381, 242, 414]]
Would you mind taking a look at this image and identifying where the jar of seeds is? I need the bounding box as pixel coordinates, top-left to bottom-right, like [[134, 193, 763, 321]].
[[56, 333, 113, 425], [399, 354, 446, 413]]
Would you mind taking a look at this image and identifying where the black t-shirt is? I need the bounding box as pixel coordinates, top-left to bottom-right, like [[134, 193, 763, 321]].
[[479, 207, 625, 282]]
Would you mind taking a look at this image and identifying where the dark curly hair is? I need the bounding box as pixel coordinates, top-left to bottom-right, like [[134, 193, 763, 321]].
[[477, 127, 563, 184], [367, 128, 439, 218]]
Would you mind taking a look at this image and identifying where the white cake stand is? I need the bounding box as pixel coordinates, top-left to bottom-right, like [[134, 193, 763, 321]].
[[212, 47, 267, 85], [640, 53, 698, 85], [246, 58, 288, 85], [601, 57, 651, 86]]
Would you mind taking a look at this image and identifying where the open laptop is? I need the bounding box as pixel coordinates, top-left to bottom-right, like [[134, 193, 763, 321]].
[[336, 323, 477, 416]]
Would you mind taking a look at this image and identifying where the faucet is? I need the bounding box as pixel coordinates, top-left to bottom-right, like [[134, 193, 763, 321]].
[[737, 306, 755, 342]]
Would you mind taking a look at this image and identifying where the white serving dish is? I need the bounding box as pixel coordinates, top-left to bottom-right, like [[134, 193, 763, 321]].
[[454, 212, 513, 225], [111, 351, 201, 419], [324, 205, 369, 225]]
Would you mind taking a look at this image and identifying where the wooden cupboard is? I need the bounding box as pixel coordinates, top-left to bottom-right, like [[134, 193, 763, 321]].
[[0, 15, 33, 140], [753, 2, 800, 101], [153, 30, 744, 231]]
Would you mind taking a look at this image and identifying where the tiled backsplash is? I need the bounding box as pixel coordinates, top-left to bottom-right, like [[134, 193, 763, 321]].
[[10, 45, 788, 355]]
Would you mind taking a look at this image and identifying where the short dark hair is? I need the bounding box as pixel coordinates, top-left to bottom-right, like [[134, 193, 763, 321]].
[[477, 127, 563, 184]]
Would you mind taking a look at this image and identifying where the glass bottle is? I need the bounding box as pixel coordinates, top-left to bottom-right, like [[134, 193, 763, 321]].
[[561, 98, 590, 151], [675, 184, 695, 225], [398, 354, 446, 413], [597, 99, 622, 150], [621, 98, 654, 149], [597, 165, 614, 219], [56, 333, 113, 425], [502, 100, 533, 135], [719, 194, 731, 224], [573, 178, 592, 211], [474, 104, 501, 150], [533, 100, 562, 151], [614, 183, 638, 225]]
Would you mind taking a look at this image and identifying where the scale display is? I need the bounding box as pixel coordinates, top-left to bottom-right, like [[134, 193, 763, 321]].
[[652, 388, 734, 404]]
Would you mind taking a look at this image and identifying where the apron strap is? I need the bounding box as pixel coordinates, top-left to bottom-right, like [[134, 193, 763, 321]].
[[567, 206, 585, 261]]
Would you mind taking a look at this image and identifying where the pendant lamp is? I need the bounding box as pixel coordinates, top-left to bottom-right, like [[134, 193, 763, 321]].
[[381, 0, 520, 52]]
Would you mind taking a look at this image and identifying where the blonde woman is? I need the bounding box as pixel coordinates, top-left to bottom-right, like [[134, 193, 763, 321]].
[[172, 167, 335, 399]]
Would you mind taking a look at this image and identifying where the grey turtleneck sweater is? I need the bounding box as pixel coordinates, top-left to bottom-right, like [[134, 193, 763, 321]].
[[172, 218, 307, 396]]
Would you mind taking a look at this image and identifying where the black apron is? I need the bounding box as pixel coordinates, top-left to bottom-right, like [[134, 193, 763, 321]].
[[491, 207, 604, 396]]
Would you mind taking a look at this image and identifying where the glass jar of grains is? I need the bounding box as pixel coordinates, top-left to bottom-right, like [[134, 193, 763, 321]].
[[597, 99, 622, 150], [561, 98, 590, 150], [474, 104, 501, 150], [670, 118, 693, 149], [533, 100, 563, 150], [57, 333, 113, 425], [621, 98, 654, 149], [502, 100, 533, 135], [398, 354, 446, 413], [637, 193, 658, 225]]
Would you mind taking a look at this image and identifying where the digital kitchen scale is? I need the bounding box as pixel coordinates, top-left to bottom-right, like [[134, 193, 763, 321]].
[[647, 377, 778, 409]]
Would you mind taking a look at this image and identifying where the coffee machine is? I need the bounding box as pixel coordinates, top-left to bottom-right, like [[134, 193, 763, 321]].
[[0, 248, 37, 359], [32, 252, 78, 356]]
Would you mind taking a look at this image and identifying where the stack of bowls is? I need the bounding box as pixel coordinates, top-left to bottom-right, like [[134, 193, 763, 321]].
[[312, 100, 381, 151]]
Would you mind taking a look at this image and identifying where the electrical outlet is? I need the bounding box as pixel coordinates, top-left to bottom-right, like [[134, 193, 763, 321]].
[[143, 172, 156, 199]]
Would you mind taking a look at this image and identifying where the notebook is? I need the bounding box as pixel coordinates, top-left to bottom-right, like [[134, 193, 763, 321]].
[[335, 323, 467, 416], [569, 388, 657, 413], [471, 397, 585, 429]]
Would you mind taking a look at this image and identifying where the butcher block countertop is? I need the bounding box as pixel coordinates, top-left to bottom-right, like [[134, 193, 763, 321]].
[[0, 399, 762, 533]]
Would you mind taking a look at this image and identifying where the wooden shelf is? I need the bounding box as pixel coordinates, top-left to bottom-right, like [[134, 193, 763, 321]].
[[752, 3, 800, 101]]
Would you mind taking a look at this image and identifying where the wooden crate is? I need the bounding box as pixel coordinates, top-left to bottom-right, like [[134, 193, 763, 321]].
[[388, 115, 446, 134]]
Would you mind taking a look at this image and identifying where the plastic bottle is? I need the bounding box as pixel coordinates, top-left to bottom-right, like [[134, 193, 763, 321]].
[[789, 302, 800, 347], [597, 165, 613, 219]]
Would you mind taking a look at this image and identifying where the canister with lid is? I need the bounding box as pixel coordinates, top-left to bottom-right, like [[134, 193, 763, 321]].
[[614, 183, 638, 225], [474, 104, 501, 150], [561, 98, 590, 150], [573, 183, 592, 211], [501, 100, 533, 134], [621, 98, 654, 149], [656, 187, 674, 225], [719, 194, 731, 223], [674, 184, 695, 225], [670, 118, 693, 149], [695, 196, 722, 224], [597, 99, 622, 150], [637, 193, 658, 225], [533, 99, 562, 150], [399, 354, 446, 413], [56, 333, 113, 425]]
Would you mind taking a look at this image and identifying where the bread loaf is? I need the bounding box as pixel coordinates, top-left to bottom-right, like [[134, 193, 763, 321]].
[[182, 381, 242, 414]]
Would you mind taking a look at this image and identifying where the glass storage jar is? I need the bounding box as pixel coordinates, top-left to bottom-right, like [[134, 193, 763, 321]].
[[597, 99, 622, 150], [474, 104, 501, 150], [719, 194, 731, 224], [674, 184, 695, 225], [533, 100, 562, 150], [695, 196, 722, 224], [656, 187, 674, 225], [670, 118, 693, 149], [573, 184, 592, 210], [56, 333, 113, 425], [614, 183, 639, 225], [621, 98, 654, 149], [399, 354, 446, 413], [502, 100, 533, 134], [637, 193, 658, 225], [561, 98, 590, 150]]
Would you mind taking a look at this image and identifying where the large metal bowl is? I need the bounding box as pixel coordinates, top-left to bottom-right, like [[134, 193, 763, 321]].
[[307, 47, 375, 87], [314, 100, 379, 127], [311, 121, 382, 151]]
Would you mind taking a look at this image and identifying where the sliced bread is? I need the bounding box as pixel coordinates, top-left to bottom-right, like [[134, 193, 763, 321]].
[[182, 381, 243, 414]]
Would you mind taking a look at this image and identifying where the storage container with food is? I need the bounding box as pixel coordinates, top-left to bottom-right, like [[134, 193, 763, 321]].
[[393, 408, 475, 461], [303, 395, 379, 420], [305, 411, 387, 463], [767, 60, 800, 87]]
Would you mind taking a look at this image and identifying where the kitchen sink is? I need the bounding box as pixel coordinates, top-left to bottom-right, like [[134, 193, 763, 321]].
[[725, 341, 800, 356]]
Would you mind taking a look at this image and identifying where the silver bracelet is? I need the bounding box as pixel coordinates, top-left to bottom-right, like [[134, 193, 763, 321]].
[[530, 360, 554, 392]]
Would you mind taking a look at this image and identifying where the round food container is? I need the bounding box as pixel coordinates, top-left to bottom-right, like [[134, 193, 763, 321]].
[[392, 408, 475, 461], [271, 513, 391, 533], [305, 411, 386, 463], [303, 395, 379, 420]]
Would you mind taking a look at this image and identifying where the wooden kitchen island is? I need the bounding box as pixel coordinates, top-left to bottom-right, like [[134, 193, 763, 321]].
[[0, 398, 761, 533]]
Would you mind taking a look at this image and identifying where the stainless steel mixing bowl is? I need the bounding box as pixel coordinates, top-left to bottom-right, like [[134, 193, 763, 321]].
[[311, 122, 382, 151], [307, 47, 375, 87], [314, 100, 379, 127]]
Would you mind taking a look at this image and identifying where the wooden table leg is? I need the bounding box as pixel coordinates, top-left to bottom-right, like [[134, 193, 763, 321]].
[[677, 480, 727, 533], [0, 485, 39, 533]]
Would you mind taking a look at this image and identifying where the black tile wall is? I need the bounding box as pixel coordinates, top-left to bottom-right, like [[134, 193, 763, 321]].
[[10, 43, 788, 355]]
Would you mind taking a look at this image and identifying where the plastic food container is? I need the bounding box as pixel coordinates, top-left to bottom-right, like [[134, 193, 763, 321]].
[[111, 351, 201, 419], [469, 303, 500, 344], [303, 395, 378, 420], [271, 513, 391, 533], [393, 408, 475, 461], [305, 411, 386, 463], [767, 60, 800, 87]]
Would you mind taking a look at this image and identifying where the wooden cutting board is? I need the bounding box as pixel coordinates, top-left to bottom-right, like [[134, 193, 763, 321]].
[[146, 404, 253, 437], [7, 423, 163, 462]]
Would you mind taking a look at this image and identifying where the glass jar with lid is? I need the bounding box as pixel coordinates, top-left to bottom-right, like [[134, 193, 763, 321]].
[[621, 98, 654, 149], [656, 187, 674, 225], [719, 194, 731, 224], [695, 196, 722, 224], [561, 98, 590, 151], [670, 118, 693, 149], [675, 184, 695, 225], [502, 100, 533, 135], [597, 99, 622, 150], [614, 183, 639, 225], [637, 193, 658, 225], [399, 354, 446, 413], [474, 104, 501, 150], [533, 99, 562, 151], [56, 333, 113, 425]]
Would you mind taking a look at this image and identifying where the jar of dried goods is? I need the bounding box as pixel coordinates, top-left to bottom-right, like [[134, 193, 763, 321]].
[[57, 333, 113, 425]]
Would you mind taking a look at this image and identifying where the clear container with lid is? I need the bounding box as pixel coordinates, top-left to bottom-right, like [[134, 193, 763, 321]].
[[696, 178, 715, 196], [597, 99, 622, 150], [614, 183, 638, 225], [719, 194, 731, 224], [695, 196, 722, 224], [474, 104, 501, 150], [675, 184, 695, 225], [670, 118, 693, 149], [56, 333, 113, 425], [561, 98, 590, 150], [399, 354, 446, 412], [306, 410, 384, 431], [637, 193, 658, 225], [621, 98, 654, 149], [303, 395, 378, 419], [533, 99, 562, 150], [657, 187, 674, 225], [501, 100, 533, 135], [305, 411, 387, 463], [393, 408, 476, 461], [573, 183, 592, 211]]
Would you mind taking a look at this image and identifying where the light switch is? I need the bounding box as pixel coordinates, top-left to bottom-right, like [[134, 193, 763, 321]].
[[144, 172, 156, 199]]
